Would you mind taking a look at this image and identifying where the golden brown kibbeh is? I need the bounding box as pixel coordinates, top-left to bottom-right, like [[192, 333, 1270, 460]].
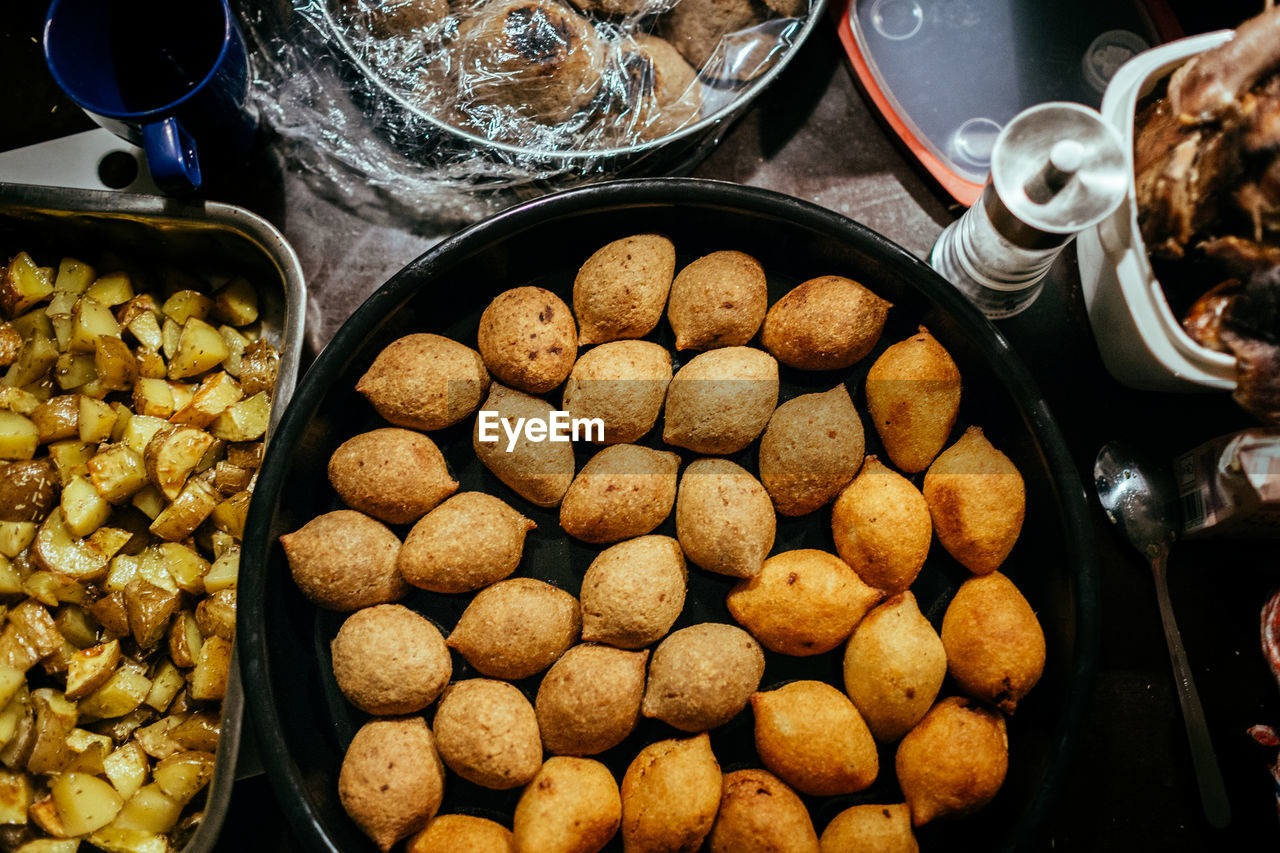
[[662, 346, 778, 455], [407, 814, 515, 853], [620, 733, 721, 853], [708, 769, 819, 853], [280, 510, 408, 611], [330, 604, 451, 715], [434, 679, 543, 790], [761, 275, 891, 370], [751, 680, 878, 796], [941, 572, 1045, 714], [559, 444, 680, 543], [819, 804, 918, 853], [573, 235, 676, 346], [448, 578, 581, 680], [339, 717, 445, 852], [843, 592, 947, 741], [399, 492, 536, 593], [923, 427, 1026, 574], [562, 340, 672, 444], [454, 0, 607, 125], [641, 623, 764, 731], [327, 428, 458, 524], [758, 384, 865, 516], [831, 456, 932, 593], [865, 327, 961, 473], [473, 383, 576, 507], [658, 0, 766, 74], [674, 458, 775, 578], [536, 644, 649, 756], [355, 333, 490, 431], [620, 35, 703, 141], [726, 549, 881, 656], [580, 535, 687, 649], [513, 757, 622, 853], [666, 251, 767, 351], [895, 696, 1008, 825], [477, 286, 578, 394]]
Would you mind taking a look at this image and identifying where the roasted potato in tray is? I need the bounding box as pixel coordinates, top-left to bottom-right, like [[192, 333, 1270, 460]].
[[0, 248, 284, 851]]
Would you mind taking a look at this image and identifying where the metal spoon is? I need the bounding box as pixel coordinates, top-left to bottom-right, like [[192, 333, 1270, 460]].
[[1094, 441, 1231, 828]]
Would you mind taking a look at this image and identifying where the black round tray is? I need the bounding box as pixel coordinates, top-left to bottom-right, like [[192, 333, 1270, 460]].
[[239, 177, 1100, 853]]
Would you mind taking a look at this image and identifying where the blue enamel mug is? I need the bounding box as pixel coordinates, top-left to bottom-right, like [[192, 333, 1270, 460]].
[[43, 0, 258, 195]]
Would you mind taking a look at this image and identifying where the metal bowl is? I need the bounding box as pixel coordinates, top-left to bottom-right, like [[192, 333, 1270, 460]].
[[239, 177, 1099, 852], [312, 0, 830, 180]]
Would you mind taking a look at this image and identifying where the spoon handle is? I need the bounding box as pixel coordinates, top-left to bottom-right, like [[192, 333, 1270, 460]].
[[1151, 548, 1232, 828]]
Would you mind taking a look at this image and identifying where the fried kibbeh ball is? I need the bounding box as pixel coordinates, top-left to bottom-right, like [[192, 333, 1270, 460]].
[[658, 0, 766, 85], [356, 333, 490, 432], [473, 383, 576, 507], [758, 384, 864, 516], [331, 605, 451, 715], [407, 814, 515, 853], [675, 458, 775, 579], [843, 592, 947, 741], [641, 623, 764, 732], [709, 769, 818, 853], [726, 549, 881, 656], [280, 510, 408, 611], [448, 578, 581, 680], [865, 327, 961, 473], [559, 444, 680, 544], [478, 286, 578, 394], [535, 644, 649, 756], [513, 757, 622, 853], [580, 535, 686, 649], [819, 804, 918, 853], [620, 35, 703, 141], [751, 680, 878, 796], [399, 492, 536, 593], [573, 235, 676, 346], [328, 428, 458, 525], [434, 679, 543, 790], [620, 732, 721, 853], [923, 427, 1025, 574], [761, 275, 891, 370], [359, 0, 449, 38], [895, 696, 1008, 826], [562, 340, 672, 444], [662, 346, 778, 455], [339, 717, 445, 852], [666, 251, 767, 351], [831, 456, 932, 593], [455, 0, 607, 126], [941, 572, 1045, 715]]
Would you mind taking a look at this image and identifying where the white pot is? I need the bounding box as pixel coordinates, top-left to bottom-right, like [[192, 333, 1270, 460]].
[[1076, 31, 1237, 392]]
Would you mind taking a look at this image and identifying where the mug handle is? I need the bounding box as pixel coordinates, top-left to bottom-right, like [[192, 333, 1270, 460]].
[[142, 117, 203, 194]]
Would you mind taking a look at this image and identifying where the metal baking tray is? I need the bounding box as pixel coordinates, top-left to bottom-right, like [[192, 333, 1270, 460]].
[[0, 182, 306, 853], [241, 178, 1097, 852]]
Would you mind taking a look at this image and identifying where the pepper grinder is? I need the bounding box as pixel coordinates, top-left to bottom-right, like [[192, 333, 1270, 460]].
[[930, 102, 1128, 319]]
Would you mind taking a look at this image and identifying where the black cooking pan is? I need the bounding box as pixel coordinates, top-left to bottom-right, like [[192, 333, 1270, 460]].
[[238, 177, 1099, 852]]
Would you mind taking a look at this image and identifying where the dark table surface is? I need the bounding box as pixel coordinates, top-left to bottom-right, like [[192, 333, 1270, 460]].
[[4, 0, 1280, 850]]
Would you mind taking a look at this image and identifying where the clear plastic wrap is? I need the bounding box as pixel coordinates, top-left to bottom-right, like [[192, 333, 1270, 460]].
[[238, 0, 812, 219]]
